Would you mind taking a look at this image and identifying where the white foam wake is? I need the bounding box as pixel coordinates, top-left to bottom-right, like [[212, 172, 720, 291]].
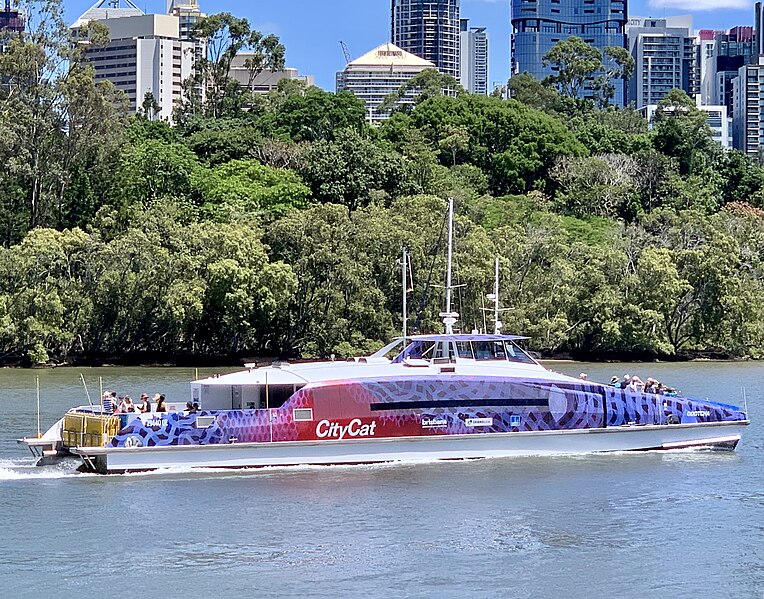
[[0, 458, 83, 481]]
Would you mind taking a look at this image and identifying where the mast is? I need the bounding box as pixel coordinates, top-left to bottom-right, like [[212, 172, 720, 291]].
[[493, 257, 501, 334], [401, 246, 408, 345], [440, 197, 459, 334]]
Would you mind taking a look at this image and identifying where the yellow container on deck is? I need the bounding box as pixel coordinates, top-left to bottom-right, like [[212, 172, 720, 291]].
[[62, 413, 122, 448]]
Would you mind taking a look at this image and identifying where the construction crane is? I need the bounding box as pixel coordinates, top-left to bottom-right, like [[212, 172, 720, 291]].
[[339, 40, 352, 65]]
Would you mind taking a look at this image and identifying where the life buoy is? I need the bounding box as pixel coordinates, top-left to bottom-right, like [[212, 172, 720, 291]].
[[124, 435, 143, 448]]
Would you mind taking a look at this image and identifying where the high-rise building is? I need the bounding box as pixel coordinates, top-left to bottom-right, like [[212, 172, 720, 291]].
[[72, 3, 197, 121], [703, 27, 755, 116], [166, 0, 203, 42], [336, 42, 436, 123], [510, 0, 628, 106], [391, 0, 460, 79], [0, 0, 24, 34], [459, 19, 488, 95], [732, 57, 764, 156], [626, 16, 699, 109], [756, 2, 764, 55]]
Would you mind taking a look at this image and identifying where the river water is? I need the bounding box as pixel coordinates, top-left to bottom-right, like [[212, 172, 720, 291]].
[[0, 362, 762, 599]]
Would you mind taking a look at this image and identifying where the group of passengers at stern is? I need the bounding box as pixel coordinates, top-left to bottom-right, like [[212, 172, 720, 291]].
[[608, 374, 679, 396], [100, 391, 166, 414], [100, 390, 201, 415]]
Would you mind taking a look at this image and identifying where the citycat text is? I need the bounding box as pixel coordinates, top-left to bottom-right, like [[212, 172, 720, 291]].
[[316, 419, 377, 440]]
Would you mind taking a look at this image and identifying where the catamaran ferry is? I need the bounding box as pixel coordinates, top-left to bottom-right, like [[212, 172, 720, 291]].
[[17, 202, 750, 474]]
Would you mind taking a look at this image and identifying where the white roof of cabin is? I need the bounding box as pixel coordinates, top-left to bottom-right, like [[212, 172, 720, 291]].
[[195, 359, 576, 388]]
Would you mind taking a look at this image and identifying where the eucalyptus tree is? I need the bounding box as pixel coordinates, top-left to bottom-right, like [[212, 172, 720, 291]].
[[0, 0, 126, 240], [178, 12, 285, 120]]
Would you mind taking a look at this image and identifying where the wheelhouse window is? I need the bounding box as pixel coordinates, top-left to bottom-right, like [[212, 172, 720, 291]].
[[473, 341, 507, 361], [504, 341, 536, 364], [455, 341, 474, 359]]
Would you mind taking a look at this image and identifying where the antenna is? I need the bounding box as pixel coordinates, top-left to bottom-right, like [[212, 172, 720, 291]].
[[481, 256, 512, 334], [439, 198, 461, 334], [4, 0, 9, 14], [339, 40, 352, 64]]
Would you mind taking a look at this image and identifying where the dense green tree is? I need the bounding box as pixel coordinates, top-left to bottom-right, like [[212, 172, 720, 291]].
[[193, 159, 310, 219], [299, 128, 413, 209], [116, 139, 202, 208], [264, 87, 367, 142], [652, 89, 718, 176], [404, 94, 586, 194], [378, 68, 464, 116], [0, 0, 126, 242], [542, 36, 603, 99], [594, 46, 635, 107]]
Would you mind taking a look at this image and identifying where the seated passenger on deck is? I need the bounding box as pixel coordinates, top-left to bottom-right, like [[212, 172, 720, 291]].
[[138, 393, 151, 413], [154, 394, 167, 413]]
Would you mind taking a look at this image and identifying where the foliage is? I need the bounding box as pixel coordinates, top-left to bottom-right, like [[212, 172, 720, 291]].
[[2, 11, 764, 363], [378, 68, 465, 116], [176, 12, 285, 121], [542, 36, 603, 98], [193, 159, 310, 219]]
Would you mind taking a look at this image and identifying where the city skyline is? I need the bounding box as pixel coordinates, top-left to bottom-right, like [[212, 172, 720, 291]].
[[61, 0, 761, 90]]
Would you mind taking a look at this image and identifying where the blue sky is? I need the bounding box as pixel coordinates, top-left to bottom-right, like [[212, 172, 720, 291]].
[[65, 0, 760, 90]]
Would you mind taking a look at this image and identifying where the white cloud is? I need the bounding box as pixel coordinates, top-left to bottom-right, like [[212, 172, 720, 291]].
[[649, 0, 750, 10]]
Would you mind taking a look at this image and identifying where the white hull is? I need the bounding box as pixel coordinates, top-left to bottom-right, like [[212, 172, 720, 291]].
[[74, 421, 748, 474]]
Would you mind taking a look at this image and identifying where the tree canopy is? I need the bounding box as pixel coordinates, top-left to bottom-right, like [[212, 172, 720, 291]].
[[2, 8, 764, 365]]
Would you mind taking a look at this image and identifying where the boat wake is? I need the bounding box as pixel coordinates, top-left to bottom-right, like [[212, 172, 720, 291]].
[[0, 458, 84, 481]]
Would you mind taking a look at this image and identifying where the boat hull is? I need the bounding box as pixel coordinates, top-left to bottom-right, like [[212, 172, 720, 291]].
[[73, 420, 748, 474]]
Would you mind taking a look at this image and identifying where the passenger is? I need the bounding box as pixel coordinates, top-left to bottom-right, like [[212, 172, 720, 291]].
[[102, 392, 115, 414], [626, 376, 644, 392], [579, 373, 588, 381], [118, 396, 135, 413], [155, 393, 167, 413], [185, 401, 193, 413], [622, 374, 631, 389], [610, 376, 621, 388], [138, 393, 151, 413], [644, 378, 657, 394], [192, 402, 200, 412]]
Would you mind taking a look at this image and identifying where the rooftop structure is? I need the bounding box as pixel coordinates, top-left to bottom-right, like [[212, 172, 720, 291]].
[[229, 54, 315, 93], [71, 0, 144, 29]]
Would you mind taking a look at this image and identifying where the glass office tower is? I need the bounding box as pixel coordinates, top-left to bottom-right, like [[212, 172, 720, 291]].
[[511, 0, 628, 106], [392, 0, 460, 79]]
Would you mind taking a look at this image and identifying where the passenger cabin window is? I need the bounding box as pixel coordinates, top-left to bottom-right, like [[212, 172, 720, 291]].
[[263, 385, 299, 409]]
